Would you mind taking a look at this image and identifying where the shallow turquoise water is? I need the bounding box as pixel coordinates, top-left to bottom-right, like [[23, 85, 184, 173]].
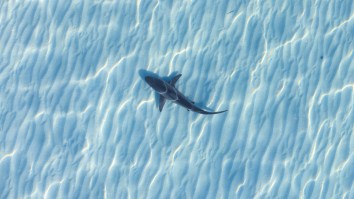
[[0, 1, 353, 198]]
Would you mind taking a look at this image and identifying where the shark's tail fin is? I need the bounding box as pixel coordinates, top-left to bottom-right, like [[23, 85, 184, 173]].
[[196, 109, 228, 115]]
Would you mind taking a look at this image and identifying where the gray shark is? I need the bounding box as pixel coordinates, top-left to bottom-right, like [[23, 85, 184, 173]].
[[145, 74, 227, 114]]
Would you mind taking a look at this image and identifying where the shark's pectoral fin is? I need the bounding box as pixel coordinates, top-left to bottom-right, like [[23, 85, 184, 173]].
[[170, 74, 182, 86], [159, 95, 166, 112]]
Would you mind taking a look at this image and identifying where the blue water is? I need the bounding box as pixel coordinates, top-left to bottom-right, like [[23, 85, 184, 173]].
[[0, 1, 353, 198]]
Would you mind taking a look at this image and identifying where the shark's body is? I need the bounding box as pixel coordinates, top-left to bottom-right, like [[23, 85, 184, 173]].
[[145, 74, 227, 114]]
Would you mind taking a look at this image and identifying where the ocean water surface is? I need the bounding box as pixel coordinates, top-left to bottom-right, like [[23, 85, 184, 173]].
[[0, 0, 354, 198]]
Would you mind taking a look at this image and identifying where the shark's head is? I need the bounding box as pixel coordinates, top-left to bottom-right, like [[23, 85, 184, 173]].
[[145, 76, 167, 93]]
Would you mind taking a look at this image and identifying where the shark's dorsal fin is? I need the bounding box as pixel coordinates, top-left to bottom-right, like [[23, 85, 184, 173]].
[[159, 95, 166, 112], [170, 74, 182, 86]]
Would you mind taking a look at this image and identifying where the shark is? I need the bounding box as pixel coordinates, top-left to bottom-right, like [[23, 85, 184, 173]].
[[145, 74, 227, 115]]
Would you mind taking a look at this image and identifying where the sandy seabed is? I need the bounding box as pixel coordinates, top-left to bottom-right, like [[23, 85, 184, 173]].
[[0, 1, 353, 198]]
